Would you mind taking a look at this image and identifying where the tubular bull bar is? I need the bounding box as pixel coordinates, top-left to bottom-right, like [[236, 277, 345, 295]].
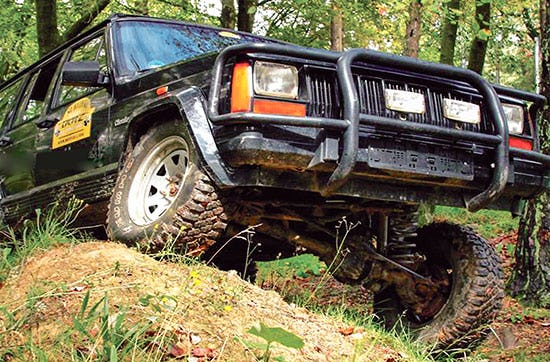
[[208, 43, 550, 212]]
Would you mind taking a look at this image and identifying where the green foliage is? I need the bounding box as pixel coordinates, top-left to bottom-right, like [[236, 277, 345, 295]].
[[69, 291, 154, 360], [433, 206, 518, 240], [0, 0, 541, 92], [248, 322, 304, 349], [0, 0, 37, 82], [240, 322, 304, 362], [257, 254, 323, 280]]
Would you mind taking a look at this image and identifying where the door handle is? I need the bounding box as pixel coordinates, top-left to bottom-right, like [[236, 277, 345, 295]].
[[35, 117, 59, 129], [0, 136, 11, 147]]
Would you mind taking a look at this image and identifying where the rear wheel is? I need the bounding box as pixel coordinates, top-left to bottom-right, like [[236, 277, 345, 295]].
[[373, 222, 504, 349], [107, 120, 227, 254]]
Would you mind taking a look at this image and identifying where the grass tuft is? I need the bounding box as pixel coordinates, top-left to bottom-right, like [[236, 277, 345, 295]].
[[0, 197, 84, 282]]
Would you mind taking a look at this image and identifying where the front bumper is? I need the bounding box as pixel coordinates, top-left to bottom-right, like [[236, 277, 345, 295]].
[[215, 125, 548, 210]]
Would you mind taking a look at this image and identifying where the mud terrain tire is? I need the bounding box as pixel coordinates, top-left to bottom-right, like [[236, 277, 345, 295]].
[[373, 222, 504, 349], [107, 120, 227, 254]]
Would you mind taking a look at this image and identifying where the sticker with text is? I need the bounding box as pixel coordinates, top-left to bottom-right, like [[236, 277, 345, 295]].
[[52, 98, 95, 149]]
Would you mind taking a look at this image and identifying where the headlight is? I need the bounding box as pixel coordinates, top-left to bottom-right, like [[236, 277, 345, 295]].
[[253, 61, 298, 99], [502, 103, 525, 135]]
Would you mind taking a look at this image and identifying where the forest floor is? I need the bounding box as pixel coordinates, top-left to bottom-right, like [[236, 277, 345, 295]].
[[475, 233, 550, 361]]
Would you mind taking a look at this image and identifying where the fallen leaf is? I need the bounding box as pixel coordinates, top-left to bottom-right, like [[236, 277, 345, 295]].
[[192, 347, 217, 359], [168, 343, 187, 358], [339, 326, 354, 336]]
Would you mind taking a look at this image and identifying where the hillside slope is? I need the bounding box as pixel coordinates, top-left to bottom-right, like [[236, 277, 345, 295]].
[[0, 242, 405, 361]]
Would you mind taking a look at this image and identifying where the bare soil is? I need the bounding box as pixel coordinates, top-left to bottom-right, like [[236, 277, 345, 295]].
[[0, 242, 401, 361], [1, 234, 548, 361]]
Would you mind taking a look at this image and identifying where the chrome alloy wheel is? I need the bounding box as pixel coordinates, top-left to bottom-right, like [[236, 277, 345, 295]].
[[128, 136, 189, 226]]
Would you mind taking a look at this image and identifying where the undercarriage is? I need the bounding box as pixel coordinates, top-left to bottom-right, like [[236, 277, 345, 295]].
[[201, 188, 503, 348], [211, 191, 444, 317]]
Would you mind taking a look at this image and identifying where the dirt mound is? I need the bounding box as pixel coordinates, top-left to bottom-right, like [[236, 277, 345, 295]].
[[0, 242, 398, 361]]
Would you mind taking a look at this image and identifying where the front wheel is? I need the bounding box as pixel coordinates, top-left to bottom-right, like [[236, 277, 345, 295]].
[[107, 120, 228, 254], [373, 222, 504, 349]]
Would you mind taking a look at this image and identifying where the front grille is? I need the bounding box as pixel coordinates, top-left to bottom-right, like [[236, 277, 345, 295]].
[[305, 67, 496, 135]]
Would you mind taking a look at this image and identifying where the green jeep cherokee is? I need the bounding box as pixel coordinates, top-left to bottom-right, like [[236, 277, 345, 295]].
[[1, 14, 549, 348]]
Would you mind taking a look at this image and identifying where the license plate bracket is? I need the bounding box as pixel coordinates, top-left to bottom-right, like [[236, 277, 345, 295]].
[[367, 140, 474, 180]]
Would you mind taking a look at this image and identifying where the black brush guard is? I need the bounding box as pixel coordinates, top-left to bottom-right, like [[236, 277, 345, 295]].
[[208, 43, 550, 212]]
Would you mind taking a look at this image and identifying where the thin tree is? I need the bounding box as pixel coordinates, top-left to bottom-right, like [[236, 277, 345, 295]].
[[468, 0, 491, 74], [404, 0, 422, 58], [510, 0, 550, 307], [330, 1, 344, 51], [35, 0, 111, 57], [440, 0, 461, 65], [221, 0, 236, 29], [237, 0, 257, 32]]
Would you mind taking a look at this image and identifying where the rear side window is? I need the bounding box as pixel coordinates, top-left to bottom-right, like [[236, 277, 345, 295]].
[[14, 56, 62, 127], [0, 78, 24, 129]]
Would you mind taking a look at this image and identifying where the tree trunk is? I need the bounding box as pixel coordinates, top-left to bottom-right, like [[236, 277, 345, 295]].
[[35, 0, 110, 57], [221, 0, 236, 29], [63, 0, 110, 41], [35, 0, 62, 57], [439, 0, 460, 65], [404, 0, 422, 58], [237, 0, 257, 32], [330, 3, 344, 51], [135, 0, 149, 15], [511, 0, 550, 307], [468, 0, 491, 74]]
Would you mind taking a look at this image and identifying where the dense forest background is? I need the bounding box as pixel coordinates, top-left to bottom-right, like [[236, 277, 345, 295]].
[[0, 0, 548, 306], [0, 0, 540, 89]]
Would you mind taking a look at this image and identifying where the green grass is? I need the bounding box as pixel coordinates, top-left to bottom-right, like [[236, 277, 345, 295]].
[[256, 254, 324, 280], [2, 202, 511, 361], [433, 205, 518, 239], [0, 197, 84, 282]]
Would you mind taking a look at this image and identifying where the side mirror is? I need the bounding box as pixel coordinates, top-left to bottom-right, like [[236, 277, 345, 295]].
[[62, 61, 109, 87]]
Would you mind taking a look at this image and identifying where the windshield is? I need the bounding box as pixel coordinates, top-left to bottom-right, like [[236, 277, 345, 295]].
[[114, 20, 270, 77]]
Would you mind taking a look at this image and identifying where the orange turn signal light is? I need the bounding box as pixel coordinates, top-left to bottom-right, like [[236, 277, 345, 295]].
[[230, 62, 252, 112], [253, 99, 306, 117]]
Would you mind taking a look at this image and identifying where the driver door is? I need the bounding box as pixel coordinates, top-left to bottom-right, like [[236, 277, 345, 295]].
[[34, 32, 113, 187]]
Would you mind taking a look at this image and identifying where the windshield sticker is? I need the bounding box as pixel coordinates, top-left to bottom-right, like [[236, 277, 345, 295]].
[[219, 31, 241, 39], [52, 98, 95, 149]]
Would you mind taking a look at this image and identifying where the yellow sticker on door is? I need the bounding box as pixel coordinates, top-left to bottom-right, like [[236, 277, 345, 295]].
[[52, 98, 95, 149]]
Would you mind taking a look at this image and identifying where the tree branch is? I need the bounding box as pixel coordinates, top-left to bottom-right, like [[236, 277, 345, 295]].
[[63, 0, 111, 41], [522, 7, 539, 41]]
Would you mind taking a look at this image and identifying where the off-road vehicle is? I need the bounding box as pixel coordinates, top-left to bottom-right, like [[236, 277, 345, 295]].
[[1, 14, 549, 348]]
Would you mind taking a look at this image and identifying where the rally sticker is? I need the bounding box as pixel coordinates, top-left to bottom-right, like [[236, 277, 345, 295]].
[[52, 98, 95, 149]]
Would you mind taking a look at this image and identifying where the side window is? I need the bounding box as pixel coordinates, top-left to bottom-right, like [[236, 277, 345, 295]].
[[0, 78, 24, 129], [57, 36, 107, 106], [13, 57, 62, 127]]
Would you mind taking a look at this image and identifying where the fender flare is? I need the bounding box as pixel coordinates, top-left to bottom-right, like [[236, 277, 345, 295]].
[[122, 87, 235, 188]]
